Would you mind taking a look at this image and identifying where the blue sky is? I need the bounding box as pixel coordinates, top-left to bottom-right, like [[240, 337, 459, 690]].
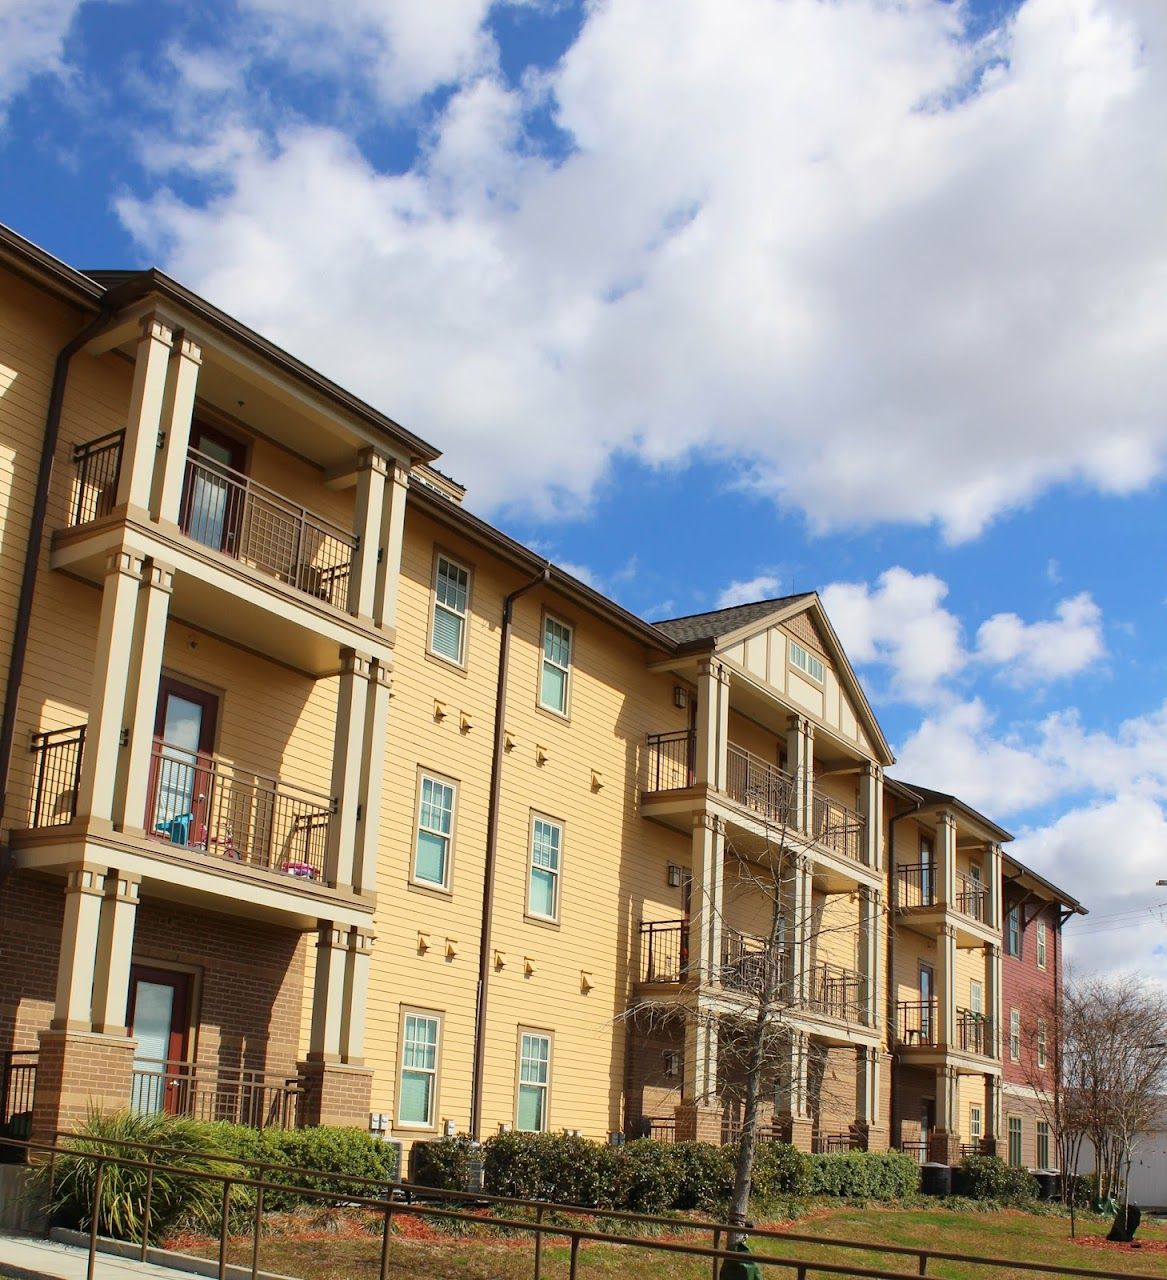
[[2, 0, 1165, 980]]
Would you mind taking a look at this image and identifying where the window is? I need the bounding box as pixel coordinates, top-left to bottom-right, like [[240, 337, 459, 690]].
[[1006, 904, 1021, 957], [398, 1013, 440, 1128], [539, 616, 572, 714], [527, 816, 562, 920], [1037, 1120, 1050, 1170], [1037, 1016, 1048, 1069], [1010, 1008, 1021, 1061], [414, 774, 455, 888], [1036, 920, 1047, 969], [1008, 1116, 1023, 1168], [663, 1050, 681, 1080], [517, 1031, 551, 1131], [431, 556, 469, 664], [970, 980, 983, 1017], [919, 837, 934, 904], [789, 640, 825, 683], [969, 1105, 983, 1144]]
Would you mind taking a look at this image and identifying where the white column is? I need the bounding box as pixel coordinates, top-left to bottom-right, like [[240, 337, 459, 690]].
[[308, 924, 349, 1062], [695, 658, 729, 791], [52, 865, 106, 1031], [77, 549, 145, 826], [858, 886, 880, 1027], [116, 314, 173, 511], [859, 762, 883, 869], [373, 461, 410, 630], [938, 922, 957, 1047], [90, 870, 141, 1035], [986, 942, 1003, 1062], [785, 715, 812, 833], [153, 331, 202, 523], [349, 449, 389, 621], [326, 649, 370, 890], [113, 558, 174, 834], [789, 854, 812, 1004], [340, 927, 374, 1064], [690, 812, 725, 986], [682, 1014, 719, 1108], [936, 811, 958, 908], [985, 1072, 1002, 1143], [985, 842, 1003, 932], [935, 1065, 959, 1131], [855, 1045, 879, 1128], [778, 1030, 811, 1120], [352, 658, 392, 895]]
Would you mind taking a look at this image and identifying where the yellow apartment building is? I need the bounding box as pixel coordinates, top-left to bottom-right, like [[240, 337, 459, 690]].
[[0, 224, 1083, 1167]]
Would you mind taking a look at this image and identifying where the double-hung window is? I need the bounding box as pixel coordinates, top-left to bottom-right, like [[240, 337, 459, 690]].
[[1010, 1008, 1021, 1061], [1036, 920, 1047, 969], [414, 774, 455, 889], [1006, 905, 1022, 957], [528, 816, 562, 920], [1037, 1120, 1051, 1170], [969, 1104, 983, 1144], [399, 1013, 440, 1128], [1037, 1016, 1048, 1069], [539, 616, 572, 715], [431, 556, 469, 664], [1008, 1116, 1023, 1168], [517, 1031, 551, 1131]]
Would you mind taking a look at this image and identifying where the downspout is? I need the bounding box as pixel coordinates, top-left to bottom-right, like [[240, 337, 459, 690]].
[[470, 563, 551, 1140], [886, 792, 923, 1150], [0, 305, 112, 823]]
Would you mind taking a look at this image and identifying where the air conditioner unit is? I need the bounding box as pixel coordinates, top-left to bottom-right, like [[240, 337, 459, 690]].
[[370, 1132, 403, 1183]]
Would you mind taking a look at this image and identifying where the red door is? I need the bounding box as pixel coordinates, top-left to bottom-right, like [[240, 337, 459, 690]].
[[181, 423, 248, 553], [149, 678, 219, 848], [128, 966, 193, 1115]]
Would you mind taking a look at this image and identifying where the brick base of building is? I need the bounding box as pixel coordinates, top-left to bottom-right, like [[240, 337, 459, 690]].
[[673, 1103, 723, 1144], [775, 1115, 814, 1152], [928, 1129, 962, 1165], [297, 1061, 374, 1128], [856, 1123, 890, 1153], [31, 1029, 137, 1141]]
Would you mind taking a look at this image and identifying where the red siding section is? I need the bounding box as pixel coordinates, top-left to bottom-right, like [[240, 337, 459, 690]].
[[1001, 891, 1062, 1091]]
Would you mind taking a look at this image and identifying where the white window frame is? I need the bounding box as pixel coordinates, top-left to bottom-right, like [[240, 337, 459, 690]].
[[397, 1010, 441, 1130], [789, 639, 825, 684], [539, 614, 573, 716], [1010, 1008, 1021, 1062], [1036, 920, 1047, 970], [516, 1029, 552, 1132], [969, 1104, 983, 1143], [969, 980, 983, 1017], [526, 814, 563, 922], [1037, 1016, 1047, 1069], [430, 554, 470, 666], [1006, 905, 1021, 957], [412, 771, 456, 891]]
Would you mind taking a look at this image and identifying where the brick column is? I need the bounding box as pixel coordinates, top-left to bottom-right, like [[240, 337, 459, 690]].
[[776, 1030, 813, 1149], [854, 1045, 887, 1150], [929, 1066, 962, 1164], [301, 924, 374, 1127]]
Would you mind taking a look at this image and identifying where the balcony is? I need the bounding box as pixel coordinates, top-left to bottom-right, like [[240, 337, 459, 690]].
[[897, 1002, 995, 1059], [955, 1009, 994, 1058], [129, 1058, 300, 1129], [638, 919, 687, 984], [720, 927, 787, 997], [26, 724, 335, 890], [725, 743, 796, 827], [806, 961, 864, 1022], [897, 999, 938, 1047], [896, 862, 936, 910], [70, 433, 355, 611], [954, 872, 988, 924]]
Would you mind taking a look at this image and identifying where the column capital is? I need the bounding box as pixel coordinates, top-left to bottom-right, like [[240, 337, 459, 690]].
[[356, 447, 391, 477], [143, 558, 175, 593], [349, 927, 376, 953], [937, 810, 958, 832], [317, 924, 348, 951], [65, 865, 106, 896], [169, 328, 203, 366], [138, 312, 175, 347], [389, 459, 411, 487], [103, 870, 141, 905], [862, 760, 882, 781], [988, 941, 1001, 961], [105, 549, 145, 581], [942, 922, 957, 942], [693, 811, 725, 836], [339, 648, 373, 679], [368, 659, 393, 691], [697, 655, 727, 682]]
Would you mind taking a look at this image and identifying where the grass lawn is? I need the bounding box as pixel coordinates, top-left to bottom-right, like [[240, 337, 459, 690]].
[[163, 1203, 1167, 1279]]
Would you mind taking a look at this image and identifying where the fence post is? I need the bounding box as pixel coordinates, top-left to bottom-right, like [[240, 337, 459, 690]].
[[218, 1178, 232, 1280], [140, 1148, 156, 1260], [87, 1157, 105, 1280], [534, 1203, 545, 1280], [568, 1232, 580, 1279], [378, 1197, 394, 1280], [250, 1183, 265, 1279], [711, 1226, 721, 1280], [918, 1252, 928, 1275]]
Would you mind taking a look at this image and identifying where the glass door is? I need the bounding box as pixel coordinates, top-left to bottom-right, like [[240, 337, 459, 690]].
[[182, 424, 246, 553], [151, 679, 219, 847], [128, 967, 192, 1115], [919, 964, 935, 1043]]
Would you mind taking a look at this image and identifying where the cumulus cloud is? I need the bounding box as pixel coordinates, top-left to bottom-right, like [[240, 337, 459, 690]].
[[0, 0, 85, 114], [975, 592, 1105, 684], [716, 574, 785, 609], [106, 0, 1167, 538]]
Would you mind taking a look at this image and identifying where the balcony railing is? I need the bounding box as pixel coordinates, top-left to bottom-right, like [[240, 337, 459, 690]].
[[955, 872, 988, 923], [806, 961, 864, 1021], [896, 862, 937, 909], [720, 927, 787, 997], [0, 1051, 37, 1144], [645, 1116, 677, 1143], [638, 919, 687, 984], [899, 1140, 929, 1164], [148, 740, 333, 884], [811, 792, 864, 862], [956, 1009, 994, 1057], [897, 999, 939, 1046], [130, 1058, 300, 1129], [68, 434, 356, 611], [644, 729, 694, 792], [725, 744, 796, 828], [28, 724, 85, 827], [813, 1132, 864, 1154]]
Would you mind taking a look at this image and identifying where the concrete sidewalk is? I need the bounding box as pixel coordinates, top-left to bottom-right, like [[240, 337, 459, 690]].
[[0, 1231, 293, 1280]]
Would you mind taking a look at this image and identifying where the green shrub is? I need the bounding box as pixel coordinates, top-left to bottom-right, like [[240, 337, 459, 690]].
[[482, 1132, 622, 1207], [408, 1135, 477, 1191], [36, 1109, 235, 1242], [671, 1141, 733, 1211], [806, 1151, 919, 1200], [615, 1139, 678, 1213], [750, 1141, 812, 1198], [959, 1153, 1039, 1204], [482, 1132, 555, 1200]]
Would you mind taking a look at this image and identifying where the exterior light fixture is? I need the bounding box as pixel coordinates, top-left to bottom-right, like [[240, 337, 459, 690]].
[[673, 686, 688, 709], [667, 864, 682, 888]]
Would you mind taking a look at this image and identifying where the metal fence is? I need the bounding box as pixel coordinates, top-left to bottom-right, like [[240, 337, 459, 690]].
[[70, 431, 123, 526], [128, 1059, 299, 1129], [811, 792, 864, 862], [895, 862, 936, 909], [28, 724, 85, 827], [644, 728, 694, 792], [638, 919, 687, 984], [0, 1050, 36, 1138], [725, 744, 796, 827], [806, 961, 864, 1021]]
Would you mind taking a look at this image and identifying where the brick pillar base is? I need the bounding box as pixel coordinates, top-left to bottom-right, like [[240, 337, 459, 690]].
[[979, 1137, 998, 1157], [31, 1029, 137, 1142], [862, 1125, 890, 1153], [297, 1061, 373, 1129], [928, 1129, 962, 1165], [775, 1115, 814, 1152], [673, 1103, 723, 1144]]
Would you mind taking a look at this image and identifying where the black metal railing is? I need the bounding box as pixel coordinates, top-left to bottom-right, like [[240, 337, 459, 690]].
[[644, 728, 694, 792], [811, 792, 864, 862], [813, 1132, 864, 1154], [896, 861, 937, 909], [955, 872, 988, 922], [0, 1050, 37, 1143], [725, 743, 796, 827], [899, 1140, 929, 1164], [70, 430, 124, 525], [147, 740, 333, 885], [719, 927, 787, 997], [638, 919, 687, 984], [28, 724, 85, 827], [129, 1059, 299, 1129], [897, 999, 938, 1046], [956, 1009, 993, 1057], [646, 1116, 677, 1143], [806, 961, 864, 1021]]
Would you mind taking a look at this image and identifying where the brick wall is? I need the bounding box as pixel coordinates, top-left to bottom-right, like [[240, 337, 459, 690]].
[[0, 873, 62, 1052]]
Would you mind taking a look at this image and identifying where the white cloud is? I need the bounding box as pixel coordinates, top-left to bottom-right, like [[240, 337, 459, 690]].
[[0, 0, 85, 113], [111, 0, 1167, 540], [716, 573, 785, 609], [975, 592, 1105, 684]]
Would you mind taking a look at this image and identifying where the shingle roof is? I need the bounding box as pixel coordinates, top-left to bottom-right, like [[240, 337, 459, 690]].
[[891, 776, 1014, 843], [652, 594, 813, 645]]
